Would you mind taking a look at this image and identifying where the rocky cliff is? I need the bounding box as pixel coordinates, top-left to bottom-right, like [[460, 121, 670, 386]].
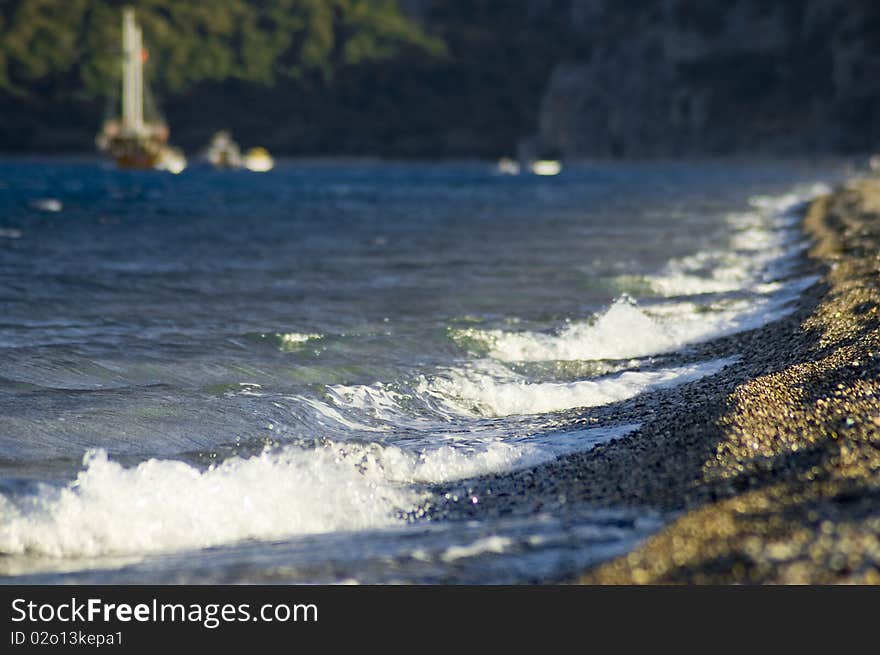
[[537, 0, 880, 157]]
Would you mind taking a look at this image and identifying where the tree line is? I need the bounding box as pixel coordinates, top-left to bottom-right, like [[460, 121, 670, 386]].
[[0, 0, 574, 156]]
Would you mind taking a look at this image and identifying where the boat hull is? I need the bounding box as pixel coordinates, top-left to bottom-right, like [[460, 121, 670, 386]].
[[114, 149, 162, 170], [98, 129, 169, 171]]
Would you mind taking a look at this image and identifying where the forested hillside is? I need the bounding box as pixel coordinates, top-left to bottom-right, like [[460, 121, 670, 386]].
[[0, 0, 572, 156], [5, 0, 880, 157]]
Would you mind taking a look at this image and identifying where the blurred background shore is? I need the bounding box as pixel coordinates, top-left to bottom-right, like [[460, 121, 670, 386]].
[[3, 1, 880, 159]]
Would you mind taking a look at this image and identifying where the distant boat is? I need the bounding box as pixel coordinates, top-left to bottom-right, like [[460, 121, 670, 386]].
[[204, 130, 243, 169], [497, 155, 561, 177], [243, 147, 274, 172], [530, 160, 562, 176], [96, 7, 186, 173], [497, 157, 521, 175]]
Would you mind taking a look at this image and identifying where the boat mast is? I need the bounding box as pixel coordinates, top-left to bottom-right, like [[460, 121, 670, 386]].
[[121, 7, 144, 133]]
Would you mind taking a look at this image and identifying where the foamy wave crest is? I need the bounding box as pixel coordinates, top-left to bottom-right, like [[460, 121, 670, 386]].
[[647, 249, 755, 296], [0, 447, 414, 558], [310, 352, 738, 422], [432, 357, 737, 417], [454, 298, 673, 361], [377, 422, 638, 481], [749, 183, 830, 214], [0, 423, 638, 558], [276, 332, 323, 352], [647, 183, 827, 298], [324, 381, 462, 427], [452, 283, 809, 363]]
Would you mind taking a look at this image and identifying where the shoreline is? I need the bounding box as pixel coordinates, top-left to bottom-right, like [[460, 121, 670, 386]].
[[432, 176, 880, 583], [2, 166, 874, 583], [579, 177, 880, 583]]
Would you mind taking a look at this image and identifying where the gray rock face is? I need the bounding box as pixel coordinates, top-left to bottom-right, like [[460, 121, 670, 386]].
[[537, 0, 880, 157]]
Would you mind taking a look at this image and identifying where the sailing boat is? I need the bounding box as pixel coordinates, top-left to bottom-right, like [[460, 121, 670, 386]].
[[96, 7, 185, 173]]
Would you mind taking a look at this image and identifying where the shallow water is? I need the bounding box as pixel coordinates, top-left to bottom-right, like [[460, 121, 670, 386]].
[[0, 158, 844, 582]]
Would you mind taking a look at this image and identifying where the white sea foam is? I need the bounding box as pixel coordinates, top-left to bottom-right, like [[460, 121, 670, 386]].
[[276, 332, 323, 352], [432, 357, 736, 417], [451, 279, 810, 363], [296, 395, 388, 432], [441, 536, 513, 562], [325, 380, 461, 428], [646, 183, 827, 298], [0, 447, 412, 558], [317, 351, 738, 421], [277, 332, 322, 344], [0, 423, 638, 559], [452, 181, 827, 364], [393, 423, 639, 480], [30, 198, 62, 213]]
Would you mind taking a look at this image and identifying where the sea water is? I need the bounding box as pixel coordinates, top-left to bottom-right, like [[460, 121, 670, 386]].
[[0, 158, 845, 582]]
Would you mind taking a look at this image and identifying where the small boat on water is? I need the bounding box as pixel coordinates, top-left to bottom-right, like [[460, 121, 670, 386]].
[[497, 157, 521, 175], [201, 133, 273, 171], [243, 147, 274, 172], [530, 160, 562, 176], [204, 130, 243, 169], [96, 7, 186, 173], [496, 157, 561, 176]]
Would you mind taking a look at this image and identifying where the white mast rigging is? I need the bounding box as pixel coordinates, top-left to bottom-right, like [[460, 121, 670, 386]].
[[121, 7, 144, 133]]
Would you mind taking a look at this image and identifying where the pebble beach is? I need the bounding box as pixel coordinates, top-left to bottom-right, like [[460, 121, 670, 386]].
[[431, 175, 880, 584], [582, 177, 880, 583]]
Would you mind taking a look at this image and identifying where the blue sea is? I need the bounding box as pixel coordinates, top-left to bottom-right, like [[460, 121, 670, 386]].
[[0, 158, 844, 582]]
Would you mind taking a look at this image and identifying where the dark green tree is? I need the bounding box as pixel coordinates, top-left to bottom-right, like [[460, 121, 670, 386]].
[[0, 0, 442, 98]]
